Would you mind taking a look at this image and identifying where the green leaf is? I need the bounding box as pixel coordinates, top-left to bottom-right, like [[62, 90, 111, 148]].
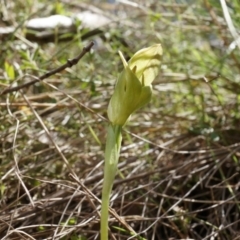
[[4, 61, 15, 80]]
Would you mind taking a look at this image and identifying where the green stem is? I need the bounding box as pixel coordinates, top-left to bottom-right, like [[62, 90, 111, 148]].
[[101, 124, 122, 240]]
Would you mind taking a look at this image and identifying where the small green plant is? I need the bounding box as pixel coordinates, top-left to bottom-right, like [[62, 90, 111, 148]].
[[101, 44, 162, 240]]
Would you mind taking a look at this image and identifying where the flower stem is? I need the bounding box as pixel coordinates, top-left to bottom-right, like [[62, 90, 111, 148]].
[[101, 124, 122, 240]]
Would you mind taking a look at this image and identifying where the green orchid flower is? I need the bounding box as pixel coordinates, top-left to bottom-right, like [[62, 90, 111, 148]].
[[107, 44, 162, 126], [101, 44, 162, 240]]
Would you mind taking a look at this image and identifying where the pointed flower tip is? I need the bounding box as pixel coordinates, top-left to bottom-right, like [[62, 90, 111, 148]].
[[118, 51, 128, 68]]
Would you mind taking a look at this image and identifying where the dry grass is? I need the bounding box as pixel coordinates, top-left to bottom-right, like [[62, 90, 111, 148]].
[[1, 0, 240, 239]]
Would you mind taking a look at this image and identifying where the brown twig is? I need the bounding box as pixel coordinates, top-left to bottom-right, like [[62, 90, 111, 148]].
[[1, 41, 94, 95], [69, 173, 137, 238]]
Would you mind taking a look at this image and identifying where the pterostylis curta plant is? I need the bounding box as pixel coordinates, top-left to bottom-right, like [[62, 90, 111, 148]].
[[101, 44, 162, 240]]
